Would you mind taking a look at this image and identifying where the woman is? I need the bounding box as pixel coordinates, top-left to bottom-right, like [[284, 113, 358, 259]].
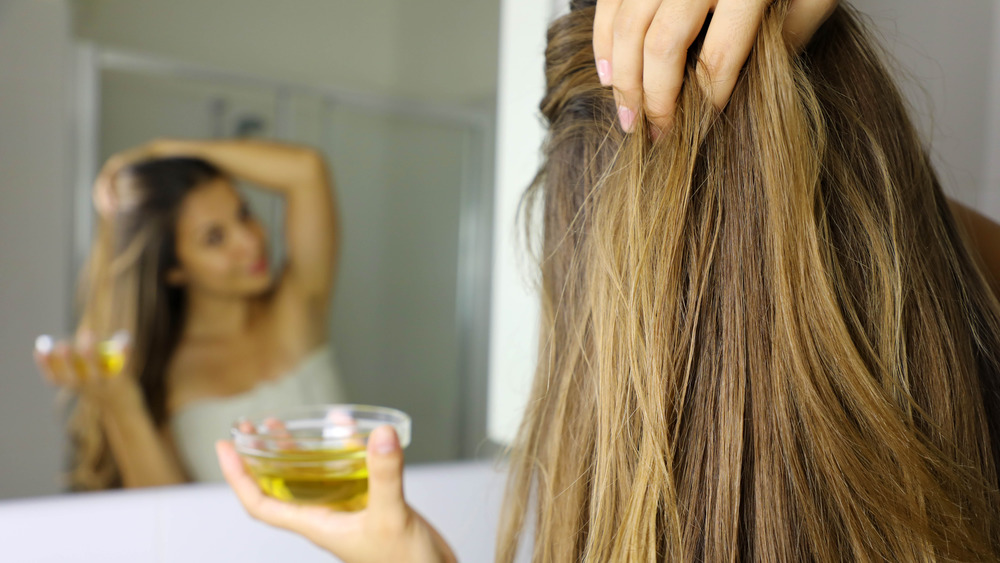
[[218, 0, 1000, 561], [35, 139, 346, 489]]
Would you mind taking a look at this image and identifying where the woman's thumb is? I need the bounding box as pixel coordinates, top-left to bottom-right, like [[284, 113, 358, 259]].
[[365, 425, 406, 517]]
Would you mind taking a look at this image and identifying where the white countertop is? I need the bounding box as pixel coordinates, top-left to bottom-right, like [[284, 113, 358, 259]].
[[0, 461, 508, 563]]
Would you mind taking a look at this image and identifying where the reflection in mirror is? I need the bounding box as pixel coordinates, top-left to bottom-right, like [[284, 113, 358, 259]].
[[0, 0, 498, 500]]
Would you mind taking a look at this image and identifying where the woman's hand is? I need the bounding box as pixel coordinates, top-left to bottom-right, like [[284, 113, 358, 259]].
[[93, 142, 162, 219], [33, 331, 136, 405], [593, 0, 839, 133], [216, 425, 456, 563]]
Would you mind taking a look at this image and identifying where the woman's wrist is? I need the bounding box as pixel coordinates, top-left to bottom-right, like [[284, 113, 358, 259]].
[[92, 380, 146, 418]]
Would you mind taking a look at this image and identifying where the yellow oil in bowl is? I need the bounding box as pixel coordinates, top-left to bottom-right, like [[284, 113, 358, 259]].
[[232, 404, 411, 512], [242, 445, 369, 511]]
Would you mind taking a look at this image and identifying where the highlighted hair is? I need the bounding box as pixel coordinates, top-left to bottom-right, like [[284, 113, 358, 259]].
[[498, 2, 1000, 560]]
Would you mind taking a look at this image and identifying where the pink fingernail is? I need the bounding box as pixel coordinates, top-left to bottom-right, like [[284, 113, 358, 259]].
[[618, 106, 635, 132], [371, 427, 398, 455], [597, 59, 611, 86]]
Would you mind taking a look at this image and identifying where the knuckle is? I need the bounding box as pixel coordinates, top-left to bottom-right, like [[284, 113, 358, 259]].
[[612, 12, 646, 40], [643, 98, 674, 122], [643, 25, 687, 62], [701, 48, 731, 79], [612, 65, 642, 90], [614, 80, 642, 100], [593, 0, 621, 39]]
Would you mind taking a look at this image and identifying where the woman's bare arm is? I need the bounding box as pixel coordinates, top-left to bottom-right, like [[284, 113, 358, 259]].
[[100, 385, 189, 487], [34, 339, 188, 488], [950, 199, 1000, 290]]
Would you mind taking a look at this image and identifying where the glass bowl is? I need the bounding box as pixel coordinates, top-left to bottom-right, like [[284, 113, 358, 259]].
[[231, 404, 411, 511]]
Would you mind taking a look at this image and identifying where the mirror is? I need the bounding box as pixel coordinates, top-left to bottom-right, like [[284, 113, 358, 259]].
[[0, 0, 498, 500]]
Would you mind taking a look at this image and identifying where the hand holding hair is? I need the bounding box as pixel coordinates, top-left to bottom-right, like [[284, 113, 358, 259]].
[[592, 0, 838, 133]]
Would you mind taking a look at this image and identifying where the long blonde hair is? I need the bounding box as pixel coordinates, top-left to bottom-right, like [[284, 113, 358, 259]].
[[498, 2, 1000, 560], [69, 157, 223, 490]]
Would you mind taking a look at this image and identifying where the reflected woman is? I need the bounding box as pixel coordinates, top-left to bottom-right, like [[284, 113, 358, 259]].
[[34, 139, 346, 489]]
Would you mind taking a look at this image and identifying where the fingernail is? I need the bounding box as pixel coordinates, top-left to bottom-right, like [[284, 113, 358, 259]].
[[110, 330, 131, 349], [597, 59, 611, 86], [371, 427, 398, 455], [618, 106, 635, 132], [35, 335, 54, 354]]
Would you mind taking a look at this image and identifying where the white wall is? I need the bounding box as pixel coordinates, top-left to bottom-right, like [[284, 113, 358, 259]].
[[852, 0, 997, 209], [73, 0, 500, 107], [486, 0, 563, 445], [486, 0, 1000, 444], [0, 0, 75, 498], [982, 1, 1000, 216]]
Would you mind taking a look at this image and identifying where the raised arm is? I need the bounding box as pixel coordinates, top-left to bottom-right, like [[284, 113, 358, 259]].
[[143, 139, 340, 309]]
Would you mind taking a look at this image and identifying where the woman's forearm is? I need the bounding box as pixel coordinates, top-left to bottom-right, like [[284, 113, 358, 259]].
[[99, 387, 188, 488], [950, 199, 1000, 290], [148, 138, 327, 194]]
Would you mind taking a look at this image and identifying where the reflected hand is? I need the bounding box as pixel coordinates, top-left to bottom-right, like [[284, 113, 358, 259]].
[[217, 425, 456, 563], [593, 0, 839, 133], [33, 331, 135, 404], [235, 417, 299, 452], [92, 142, 162, 219]]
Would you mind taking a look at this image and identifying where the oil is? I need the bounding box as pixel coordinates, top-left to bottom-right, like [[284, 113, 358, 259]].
[[243, 445, 369, 511], [96, 341, 125, 376], [65, 341, 126, 379]]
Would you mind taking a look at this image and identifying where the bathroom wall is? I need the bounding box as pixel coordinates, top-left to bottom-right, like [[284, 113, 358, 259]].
[[853, 0, 998, 209], [72, 0, 499, 107], [0, 0, 76, 498]]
